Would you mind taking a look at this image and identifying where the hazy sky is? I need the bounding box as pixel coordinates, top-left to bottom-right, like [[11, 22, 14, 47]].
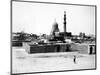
[[12, 1, 95, 35]]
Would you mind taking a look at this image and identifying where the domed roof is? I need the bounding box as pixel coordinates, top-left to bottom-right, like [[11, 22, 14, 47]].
[[53, 21, 58, 29], [50, 21, 60, 35]]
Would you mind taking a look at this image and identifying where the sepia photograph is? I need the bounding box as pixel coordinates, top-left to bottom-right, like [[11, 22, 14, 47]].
[[11, 0, 96, 74]]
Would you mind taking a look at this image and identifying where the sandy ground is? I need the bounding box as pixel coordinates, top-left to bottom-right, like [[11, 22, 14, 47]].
[[12, 47, 96, 74]]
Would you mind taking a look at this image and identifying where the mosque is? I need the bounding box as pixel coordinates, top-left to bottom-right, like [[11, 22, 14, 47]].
[[49, 11, 72, 42], [23, 11, 73, 53]]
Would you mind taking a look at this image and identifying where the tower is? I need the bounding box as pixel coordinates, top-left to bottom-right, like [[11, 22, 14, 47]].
[[64, 11, 66, 33]]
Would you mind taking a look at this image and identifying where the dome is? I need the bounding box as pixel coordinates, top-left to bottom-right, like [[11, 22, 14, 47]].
[[50, 21, 60, 35]]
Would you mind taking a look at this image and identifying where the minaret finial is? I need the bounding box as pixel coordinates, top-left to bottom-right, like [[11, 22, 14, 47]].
[[64, 11, 66, 14]]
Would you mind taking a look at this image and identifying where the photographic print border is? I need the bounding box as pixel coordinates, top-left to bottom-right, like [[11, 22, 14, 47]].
[[10, 0, 97, 74]]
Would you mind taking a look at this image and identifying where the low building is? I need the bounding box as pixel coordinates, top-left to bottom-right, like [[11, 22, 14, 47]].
[[70, 43, 96, 54], [23, 42, 71, 54]]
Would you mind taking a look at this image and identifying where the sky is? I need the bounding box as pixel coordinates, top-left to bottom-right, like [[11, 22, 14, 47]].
[[12, 1, 95, 35]]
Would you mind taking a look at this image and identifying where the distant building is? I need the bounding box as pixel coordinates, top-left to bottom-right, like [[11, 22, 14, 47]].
[[49, 11, 72, 41]]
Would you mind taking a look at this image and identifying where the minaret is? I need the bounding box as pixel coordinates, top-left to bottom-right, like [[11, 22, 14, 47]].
[[64, 11, 66, 33]]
